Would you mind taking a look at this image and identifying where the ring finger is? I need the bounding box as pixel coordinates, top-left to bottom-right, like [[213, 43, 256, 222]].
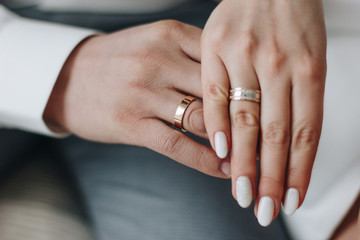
[[222, 55, 260, 209], [151, 90, 207, 138]]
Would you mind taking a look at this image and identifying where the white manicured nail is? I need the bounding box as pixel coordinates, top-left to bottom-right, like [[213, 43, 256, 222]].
[[221, 162, 231, 177], [283, 188, 299, 215], [214, 131, 228, 159], [258, 196, 274, 227], [236, 176, 253, 208]]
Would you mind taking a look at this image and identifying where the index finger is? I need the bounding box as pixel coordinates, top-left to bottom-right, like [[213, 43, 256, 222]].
[[139, 119, 229, 178], [201, 51, 230, 159]]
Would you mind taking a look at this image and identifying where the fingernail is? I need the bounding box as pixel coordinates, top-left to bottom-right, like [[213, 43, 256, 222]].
[[236, 176, 253, 208], [214, 131, 228, 159], [258, 196, 274, 227], [220, 161, 231, 177], [283, 188, 299, 215]]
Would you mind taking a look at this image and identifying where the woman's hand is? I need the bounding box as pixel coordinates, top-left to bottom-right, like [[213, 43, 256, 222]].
[[44, 20, 228, 178], [201, 0, 327, 225]]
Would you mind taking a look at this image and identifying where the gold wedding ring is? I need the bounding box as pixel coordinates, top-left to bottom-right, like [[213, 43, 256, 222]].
[[174, 96, 196, 132], [229, 88, 261, 103]]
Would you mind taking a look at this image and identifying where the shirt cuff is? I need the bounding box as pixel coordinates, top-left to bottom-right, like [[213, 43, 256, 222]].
[[0, 6, 97, 136]]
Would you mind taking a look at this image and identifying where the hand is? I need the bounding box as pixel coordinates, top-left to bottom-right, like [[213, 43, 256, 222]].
[[44, 20, 228, 178], [201, 0, 327, 225]]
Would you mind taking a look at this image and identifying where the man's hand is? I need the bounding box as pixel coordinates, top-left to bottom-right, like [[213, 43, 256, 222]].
[[44, 20, 228, 178], [201, 0, 327, 225]]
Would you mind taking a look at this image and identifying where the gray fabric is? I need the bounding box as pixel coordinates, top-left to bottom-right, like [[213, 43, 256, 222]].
[[0, 130, 40, 170], [0, 133, 95, 240], [56, 137, 290, 240], [7, 1, 290, 239], [11, 0, 216, 31]]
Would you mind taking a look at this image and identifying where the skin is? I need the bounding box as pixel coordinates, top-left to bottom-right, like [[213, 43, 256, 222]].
[[201, 0, 327, 224], [44, 20, 228, 179], [331, 196, 359, 240]]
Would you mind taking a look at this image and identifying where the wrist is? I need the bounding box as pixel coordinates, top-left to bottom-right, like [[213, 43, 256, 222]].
[[43, 36, 94, 133]]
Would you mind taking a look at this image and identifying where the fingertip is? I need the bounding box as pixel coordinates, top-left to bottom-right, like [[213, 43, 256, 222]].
[[283, 188, 300, 215], [220, 161, 231, 177], [235, 176, 253, 208], [257, 196, 275, 227], [214, 131, 229, 159]]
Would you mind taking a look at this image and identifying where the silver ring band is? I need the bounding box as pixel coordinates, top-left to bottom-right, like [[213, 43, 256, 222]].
[[229, 88, 261, 103]]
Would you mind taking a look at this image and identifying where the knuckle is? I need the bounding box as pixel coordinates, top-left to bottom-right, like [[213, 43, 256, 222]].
[[203, 25, 229, 50], [157, 130, 183, 157], [127, 63, 157, 90], [129, 47, 154, 69], [231, 111, 259, 129], [192, 148, 207, 171], [297, 54, 326, 82], [127, 50, 167, 89], [206, 84, 228, 104], [235, 32, 257, 58], [153, 20, 183, 41], [287, 167, 311, 181], [292, 125, 319, 150], [260, 175, 284, 190], [110, 97, 142, 124], [265, 50, 287, 77], [193, 148, 220, 174], [262, 122, 289, 146]]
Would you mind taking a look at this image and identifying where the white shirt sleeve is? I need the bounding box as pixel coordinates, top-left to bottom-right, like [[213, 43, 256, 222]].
[[0, 5, 97, 136]]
